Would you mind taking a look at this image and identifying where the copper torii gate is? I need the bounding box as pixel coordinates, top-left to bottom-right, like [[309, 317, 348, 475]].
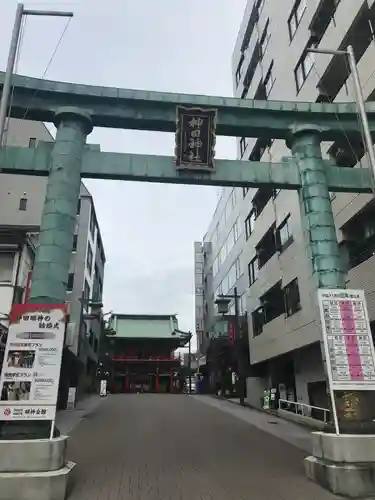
[[1, 71, 375, 497]]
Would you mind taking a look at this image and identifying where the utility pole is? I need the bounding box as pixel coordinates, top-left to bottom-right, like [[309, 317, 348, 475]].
[[215, 287, 245, 405], [0, 3, 73, 147], [233, 287, 245, 405], [346, 45, 375, 184], [188, 331, 192, 393]]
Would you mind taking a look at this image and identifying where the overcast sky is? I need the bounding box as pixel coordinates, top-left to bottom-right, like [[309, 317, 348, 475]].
[[1, 0, 247, 344]]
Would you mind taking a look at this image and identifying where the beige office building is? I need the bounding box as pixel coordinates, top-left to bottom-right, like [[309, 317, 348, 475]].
[[197, 0, 375, 409]]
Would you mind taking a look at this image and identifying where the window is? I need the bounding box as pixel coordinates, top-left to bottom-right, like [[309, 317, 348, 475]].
[[252, 279, 301, 335], [327, 139, 363, 168], [227, 229, 234, 255], [259, 19, 271, 57], [256, 0, 265, 14], [28, 138, 37, 148], [341, 206, 375, 269], [245, 210, 256, 239], [227, 190, 235, 212], [19, 197, 27, 211], [243, 187, 249, 198], [86, 244, 93, 274], [252, 187, 273, 217], [90, 210, 96, 239], [77, 199, 81, 215], [240, 294, 247, 315], [227, 264, 237, 291], [257, 225, 277, 268], [288, 0, 306, 40], [249, 138, 271, 162], [72, 234, 78, 252], [276, 215, 293, 252], [240, 137, 248, 157], [84, 279, 90, 301], [0, 252, 14, 282], [67, 273, 74, 292], [252, 307, 265, 337], [310, 0, 342, 46], [264, 60, 275, 97], [235, 54, 245, 86], [284, 278, 301, 317], [294, 49, 314, 91], [213, 257, 219, 277], [235, 258, 242, 279], [248, 257, 259, 285], [220, 244, 227, 265], [233, 219, 240, 241]]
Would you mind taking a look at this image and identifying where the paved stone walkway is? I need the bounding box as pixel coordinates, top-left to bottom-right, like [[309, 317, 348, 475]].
[[66, 394, 341, 500]]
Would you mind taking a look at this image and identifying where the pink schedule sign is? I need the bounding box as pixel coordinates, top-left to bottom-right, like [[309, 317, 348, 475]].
[[318, 289, 375, 391]]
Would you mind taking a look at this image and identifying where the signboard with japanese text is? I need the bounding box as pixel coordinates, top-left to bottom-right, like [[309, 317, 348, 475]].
[[0, 303, 67, 421], [228, 319, 236, 344], [175, 106, 217, 171], [318, 288, 375, 392]]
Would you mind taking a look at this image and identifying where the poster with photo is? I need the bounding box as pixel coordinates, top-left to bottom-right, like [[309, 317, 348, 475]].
[[0, 303, 67, 421]]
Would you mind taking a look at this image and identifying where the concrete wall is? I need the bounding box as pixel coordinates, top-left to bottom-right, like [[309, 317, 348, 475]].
[[294, 343, 326, 405]]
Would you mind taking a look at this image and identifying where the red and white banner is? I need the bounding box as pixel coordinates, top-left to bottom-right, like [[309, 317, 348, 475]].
[[0, 303, 67, 421]]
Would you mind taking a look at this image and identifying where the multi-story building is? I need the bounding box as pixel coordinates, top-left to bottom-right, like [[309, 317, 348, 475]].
[[196, 0, 375, 408], [194, 188, 247, 354], [0, 118, 106, 406]]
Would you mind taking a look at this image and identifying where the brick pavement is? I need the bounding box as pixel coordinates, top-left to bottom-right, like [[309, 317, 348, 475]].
[[66, 394, 341, 500]]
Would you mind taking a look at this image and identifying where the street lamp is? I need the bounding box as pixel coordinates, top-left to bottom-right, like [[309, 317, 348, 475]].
[[307, 45, 375, 187], [0, 3, 74, 146], [215, 287, 245, 405]]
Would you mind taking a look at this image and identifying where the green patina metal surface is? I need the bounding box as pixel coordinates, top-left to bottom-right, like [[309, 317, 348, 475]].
[[0, 144, 372, 193], [1, 72, 375, 140], [0, 72, 370, 307], [28, 107, 92, 304], [291, 126, 346, 289], [109, 314, 179, 339]]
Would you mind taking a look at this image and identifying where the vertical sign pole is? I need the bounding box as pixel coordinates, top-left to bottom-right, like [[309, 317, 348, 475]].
[[49, 418, 55, 439], [318, 290, 340, 434]]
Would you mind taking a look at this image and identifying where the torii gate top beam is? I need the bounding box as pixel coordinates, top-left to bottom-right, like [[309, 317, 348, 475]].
[[1, 72, 374, 141]]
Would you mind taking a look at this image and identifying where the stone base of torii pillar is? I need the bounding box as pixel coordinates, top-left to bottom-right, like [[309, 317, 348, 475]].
[[0, 436, 74, 500], [305, 432, 375, 498]]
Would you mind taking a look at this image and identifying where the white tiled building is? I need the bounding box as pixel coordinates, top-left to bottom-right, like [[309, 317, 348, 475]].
[[196, 0, 375, 409]]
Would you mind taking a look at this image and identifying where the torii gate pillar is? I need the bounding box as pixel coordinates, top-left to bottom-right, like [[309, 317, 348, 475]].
[[29, 107, 93, 305]]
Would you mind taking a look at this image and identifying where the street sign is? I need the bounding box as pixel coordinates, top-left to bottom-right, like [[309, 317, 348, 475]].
[[318, 288, 375, 391], [175, 106, 217, 171]]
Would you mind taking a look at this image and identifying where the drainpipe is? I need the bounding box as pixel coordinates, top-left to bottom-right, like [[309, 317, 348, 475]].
[[11, 243, 22, 305]]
